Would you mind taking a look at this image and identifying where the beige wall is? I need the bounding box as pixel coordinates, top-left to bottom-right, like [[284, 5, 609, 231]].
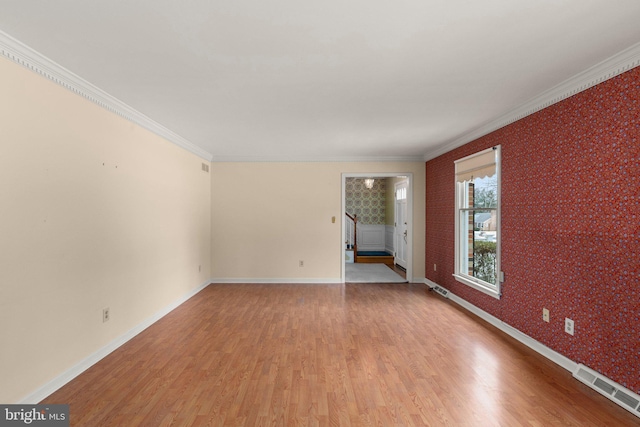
[[0, 55, 426, 404], [211, 162, 425, 282], [0, 58, 211, 403]]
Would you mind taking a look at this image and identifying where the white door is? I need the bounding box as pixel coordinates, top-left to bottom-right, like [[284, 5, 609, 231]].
[[394, 181, 408, 269]]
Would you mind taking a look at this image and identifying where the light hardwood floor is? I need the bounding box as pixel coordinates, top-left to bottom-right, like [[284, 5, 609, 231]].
[[43, 283, 639, 426]]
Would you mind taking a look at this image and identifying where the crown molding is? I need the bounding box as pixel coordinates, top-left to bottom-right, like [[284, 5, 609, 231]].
[[0, 30, 213, 162], [424, 41, 640, 162], [211, 154, 426, 163], [6, 28, 638, 165]]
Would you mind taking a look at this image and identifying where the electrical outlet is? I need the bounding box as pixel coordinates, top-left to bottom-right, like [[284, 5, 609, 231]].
[[299, 260, 304, 267], [565, 318, 574, 335], [103, 308, 110, 323], [434, 264, 437, 271], [543, 308, 549, 322]]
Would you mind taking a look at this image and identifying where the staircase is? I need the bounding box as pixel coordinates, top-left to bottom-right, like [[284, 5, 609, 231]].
[[345, 212, 357, 262], [346, 212, 395, 268]]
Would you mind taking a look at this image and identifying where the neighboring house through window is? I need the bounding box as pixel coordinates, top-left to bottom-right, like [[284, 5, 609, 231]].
[[454, 146, 501, 298]]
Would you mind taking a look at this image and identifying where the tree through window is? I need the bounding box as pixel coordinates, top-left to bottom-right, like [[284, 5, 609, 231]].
[[454, 146, 501, 298]]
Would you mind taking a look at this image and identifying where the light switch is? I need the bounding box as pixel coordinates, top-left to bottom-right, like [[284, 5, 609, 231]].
[[332, 216, 336, 223]]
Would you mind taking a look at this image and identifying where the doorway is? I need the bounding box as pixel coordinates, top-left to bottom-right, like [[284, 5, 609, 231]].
[[394, 179, 409, 270], [342, 173, 413, 283]]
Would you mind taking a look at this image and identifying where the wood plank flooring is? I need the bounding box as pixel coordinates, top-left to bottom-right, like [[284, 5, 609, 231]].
[[42, 283, 639, 426]]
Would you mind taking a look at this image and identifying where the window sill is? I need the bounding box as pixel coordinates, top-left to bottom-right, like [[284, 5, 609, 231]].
[[453, 274, 501, 299]]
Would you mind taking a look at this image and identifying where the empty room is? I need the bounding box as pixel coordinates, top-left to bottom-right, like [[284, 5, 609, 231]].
[[1, 1, 639, 426]]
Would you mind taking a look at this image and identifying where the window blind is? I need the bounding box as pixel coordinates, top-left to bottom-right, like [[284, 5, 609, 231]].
[[455, 147, 497, 182]]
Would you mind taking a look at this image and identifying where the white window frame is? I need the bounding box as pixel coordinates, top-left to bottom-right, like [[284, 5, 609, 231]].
[[453, 146, 501, 299]]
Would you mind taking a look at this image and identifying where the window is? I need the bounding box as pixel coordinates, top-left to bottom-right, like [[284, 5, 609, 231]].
[[454, 146, 501, 298]]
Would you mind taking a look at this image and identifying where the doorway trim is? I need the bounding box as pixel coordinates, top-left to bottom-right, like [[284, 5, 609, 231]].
[[341, 172, 414, 283], [394, 179, 409, 270]]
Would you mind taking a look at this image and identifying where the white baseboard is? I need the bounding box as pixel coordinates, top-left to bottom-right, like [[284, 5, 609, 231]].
[[210, 278, 342, 284], [424, 278, 577, 373], [212, 277, 428, 285], [19, 280, 211, 404], [423, 279, 640, 418]]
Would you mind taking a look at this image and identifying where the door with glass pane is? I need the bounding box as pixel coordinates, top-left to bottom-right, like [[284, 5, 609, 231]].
[[394, 181, 408, 269]]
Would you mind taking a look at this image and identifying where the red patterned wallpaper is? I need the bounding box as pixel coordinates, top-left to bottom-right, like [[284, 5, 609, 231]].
[[425, 66, 640, 394]]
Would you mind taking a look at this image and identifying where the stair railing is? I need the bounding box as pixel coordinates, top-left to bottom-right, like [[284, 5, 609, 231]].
[[345, 212, 358, 262]]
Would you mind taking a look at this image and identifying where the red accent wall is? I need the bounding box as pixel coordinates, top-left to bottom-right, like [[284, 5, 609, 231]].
[[425, 66, 640, 394]]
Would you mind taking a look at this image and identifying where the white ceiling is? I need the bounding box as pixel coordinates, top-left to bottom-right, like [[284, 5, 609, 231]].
[[1, 0, 640, 161]]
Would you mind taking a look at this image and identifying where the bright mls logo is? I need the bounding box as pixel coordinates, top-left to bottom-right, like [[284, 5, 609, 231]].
[[0, 405, 68, 426]]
